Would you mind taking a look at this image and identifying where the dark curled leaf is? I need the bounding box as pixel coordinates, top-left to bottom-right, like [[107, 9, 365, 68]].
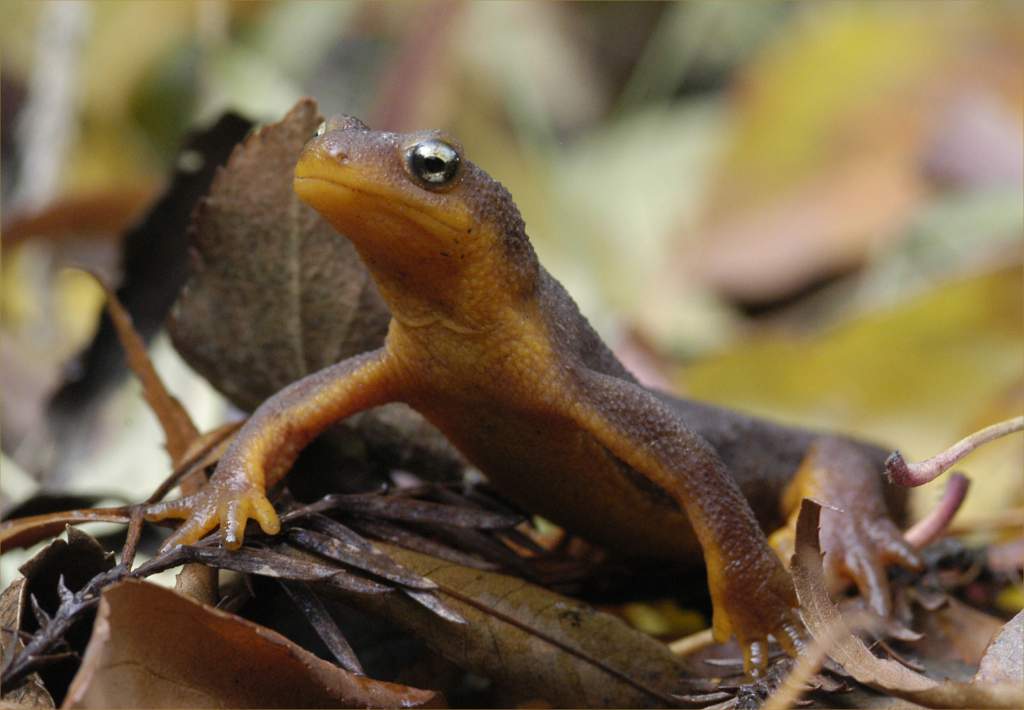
[[402, 589, 466, 625], [168, 99, 390, 410], [279, 581, 364, 675], [287, 524, 437, 590], [178, 545, 391, 594], [349, 518, 497, 570], [323, 493, 522, 529]]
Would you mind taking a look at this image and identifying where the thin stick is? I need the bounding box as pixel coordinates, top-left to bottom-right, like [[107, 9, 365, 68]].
[[667, 628, 714, 657], [904, 473, 970, 549], [886, 416, 1023, 487]]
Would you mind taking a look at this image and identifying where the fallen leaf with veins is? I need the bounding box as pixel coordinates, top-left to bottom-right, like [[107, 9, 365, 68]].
[[318, 543, 687, 708]]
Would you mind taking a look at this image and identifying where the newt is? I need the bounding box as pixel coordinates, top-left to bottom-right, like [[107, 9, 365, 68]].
[[149, 115, 921, 674]]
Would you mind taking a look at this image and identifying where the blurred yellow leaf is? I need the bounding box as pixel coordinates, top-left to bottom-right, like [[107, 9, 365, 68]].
[[709, 3, 942, 214], [677, 266, 1024, 524]]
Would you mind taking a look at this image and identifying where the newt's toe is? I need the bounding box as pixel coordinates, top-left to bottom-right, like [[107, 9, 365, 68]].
[[742, 638, 770, 677], [251, 494, 281, 534], [774, 616, 807, 658], [845, 549, 892, 616], [160, 513, 216, 550], [872, 521, 923, 570]]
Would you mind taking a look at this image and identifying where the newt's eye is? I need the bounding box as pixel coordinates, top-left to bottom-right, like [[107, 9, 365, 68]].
[[313, 121, 327, 139], [405, 139, 460, 188]]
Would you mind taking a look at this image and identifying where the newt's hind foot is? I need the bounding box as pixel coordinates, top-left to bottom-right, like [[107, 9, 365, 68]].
[[147, 473, 280, 550], [710, 549, 808, 677]]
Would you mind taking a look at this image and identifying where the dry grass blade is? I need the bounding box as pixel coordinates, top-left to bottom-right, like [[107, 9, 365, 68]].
[[280, 581, 364, 675], [401, 589, 467, 625], [792, 499, 1024, 709], [287, 526, 437, 590], [177, 545, 392, 595]]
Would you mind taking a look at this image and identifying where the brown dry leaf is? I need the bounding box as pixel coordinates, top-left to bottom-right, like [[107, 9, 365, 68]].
[[63, 578, 442, 709], [912, 595, 1006, 668], [792, 499, 1024, 709], [168, 98, 389, 411], [974, 611, 1023, 686], [91, 275, 197, 462], [0, 579, 54, 708], [333, 543, 686, 708], [17, 529, 116, 601]]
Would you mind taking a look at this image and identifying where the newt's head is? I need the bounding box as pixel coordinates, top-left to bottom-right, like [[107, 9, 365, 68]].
[[295, 116, 538, 330]]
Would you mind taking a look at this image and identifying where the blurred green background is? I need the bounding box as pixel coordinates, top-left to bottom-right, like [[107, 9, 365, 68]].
[[2, 2, 1021, 554]]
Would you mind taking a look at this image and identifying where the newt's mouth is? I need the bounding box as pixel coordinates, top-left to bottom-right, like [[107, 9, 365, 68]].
[[294, 172, 468, 237]]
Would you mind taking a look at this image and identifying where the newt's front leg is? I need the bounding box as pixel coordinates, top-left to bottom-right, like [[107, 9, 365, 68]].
[[148, 348, 395, 549], [574, 370, 805, 675]]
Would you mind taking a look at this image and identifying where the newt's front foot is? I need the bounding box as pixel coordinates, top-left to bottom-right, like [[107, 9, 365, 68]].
[[771, 507, 921, 617], [820, 509, 921, 616], [710, 554, 807, 676], [146, 471, 280, 550]]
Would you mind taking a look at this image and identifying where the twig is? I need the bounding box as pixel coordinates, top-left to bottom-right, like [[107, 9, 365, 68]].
[[904, 472, 970, 549], [119, 508, 146, 570], [886, 416, 1023, 487], [668, 628, 714, 657]]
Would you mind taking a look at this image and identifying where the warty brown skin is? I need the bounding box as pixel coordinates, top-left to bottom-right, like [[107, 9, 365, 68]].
[[149, 115, 921, 675]]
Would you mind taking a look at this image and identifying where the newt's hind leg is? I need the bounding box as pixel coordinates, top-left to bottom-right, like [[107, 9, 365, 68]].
[[570, 369, 806, 676], [770, 437, 922, 616], [148, 348, 395, 549]]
